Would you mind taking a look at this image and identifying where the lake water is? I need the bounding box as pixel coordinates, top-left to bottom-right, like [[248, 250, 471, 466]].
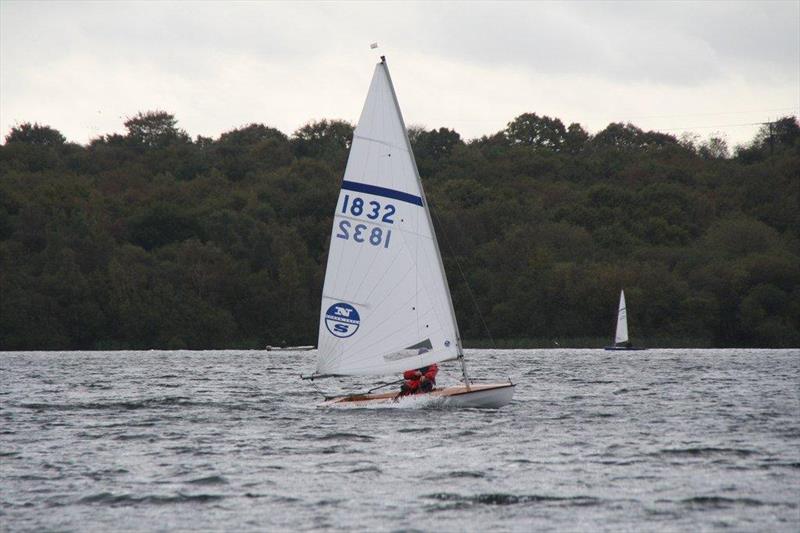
[[1, 349, 798, 531]]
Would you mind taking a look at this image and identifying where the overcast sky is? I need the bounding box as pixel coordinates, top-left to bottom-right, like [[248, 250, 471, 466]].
[[1, 1, 798, 147]]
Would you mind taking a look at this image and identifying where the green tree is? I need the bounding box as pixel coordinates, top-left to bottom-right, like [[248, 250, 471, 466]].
[[1, 106, 797, 349], [214, 123, 293, 179], [124, 111, 190, 148], [5, 123, 66, 146], [592, 122, 678, 151], [698, 135, 730, 159], [127, 203, 203, 250], [505, 113, 567, 151], [564, 123, 590, 154], [753, 116, 800, 152], [410, 127, 463, 159], [291, 119, 353, 164]]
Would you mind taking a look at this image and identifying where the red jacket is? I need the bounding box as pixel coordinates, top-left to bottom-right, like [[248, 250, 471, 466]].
[[403, 364, 438, 391]]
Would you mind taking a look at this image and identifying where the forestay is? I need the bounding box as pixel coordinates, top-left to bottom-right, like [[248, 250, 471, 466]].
[[314, 59, 461, 378], [614, 290, 629, 345]]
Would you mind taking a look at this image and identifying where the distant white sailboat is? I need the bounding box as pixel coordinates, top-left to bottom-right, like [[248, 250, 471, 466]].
[[604, 290, 646, 350], [265, 345, 314, 351], [302, 56, 514, 408]]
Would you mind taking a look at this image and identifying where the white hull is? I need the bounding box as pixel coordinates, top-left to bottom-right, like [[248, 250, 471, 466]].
[[321, 383, 515, 409], [266, 345, 315, 351], [604, 346, 647, 351]]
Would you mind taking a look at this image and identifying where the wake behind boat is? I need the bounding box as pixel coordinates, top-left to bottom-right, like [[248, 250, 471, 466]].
[[302, 55, 514, 408]]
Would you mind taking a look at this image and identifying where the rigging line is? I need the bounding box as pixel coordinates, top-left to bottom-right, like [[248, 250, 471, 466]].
[[428, 200, 496, 349], [353, 134, 409, 153], [309, 378, 329, 398], [366, 379, 405, 394]]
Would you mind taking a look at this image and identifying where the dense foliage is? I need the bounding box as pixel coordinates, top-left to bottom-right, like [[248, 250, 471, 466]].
[[1, 112, 798, 349]]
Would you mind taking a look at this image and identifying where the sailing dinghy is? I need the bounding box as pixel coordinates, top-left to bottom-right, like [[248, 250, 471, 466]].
[[302, 57, 514, 408], [265, 345, 314, 351], [604, 290, 646, 350]]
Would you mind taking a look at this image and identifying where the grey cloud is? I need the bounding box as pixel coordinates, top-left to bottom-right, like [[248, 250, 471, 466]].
[[1, 1, 796, 146], [403, 1, 798, 85], [4, 1, 796, 85]]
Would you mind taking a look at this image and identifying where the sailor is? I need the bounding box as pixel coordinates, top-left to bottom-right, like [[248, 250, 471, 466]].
[[399, 364, 438, 395]]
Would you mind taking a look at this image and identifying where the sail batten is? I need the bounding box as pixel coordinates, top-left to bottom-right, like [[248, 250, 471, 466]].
[[352, 133, 410, 152], [315, 59, 460, 377]]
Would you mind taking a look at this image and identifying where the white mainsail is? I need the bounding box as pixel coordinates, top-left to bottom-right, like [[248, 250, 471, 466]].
[[314, 59, 461, 377], [614, 290, 629, 345]]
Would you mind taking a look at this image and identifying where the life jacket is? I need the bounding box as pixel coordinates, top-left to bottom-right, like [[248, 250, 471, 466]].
[[402, 364, 438, 392]]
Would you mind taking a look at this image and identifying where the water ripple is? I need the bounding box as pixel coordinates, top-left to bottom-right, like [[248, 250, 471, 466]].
[[2, 349, 798, 531]]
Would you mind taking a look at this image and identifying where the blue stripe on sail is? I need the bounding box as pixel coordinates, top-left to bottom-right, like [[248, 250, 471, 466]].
[[342, 180, 423, 206]]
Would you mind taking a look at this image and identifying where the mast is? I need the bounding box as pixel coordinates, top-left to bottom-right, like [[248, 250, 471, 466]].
[[311, 56, 465, 380], [380, 57, 471, 388]]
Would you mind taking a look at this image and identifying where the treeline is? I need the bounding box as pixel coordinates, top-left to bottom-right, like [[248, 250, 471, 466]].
[[0, 112, 798, 349]]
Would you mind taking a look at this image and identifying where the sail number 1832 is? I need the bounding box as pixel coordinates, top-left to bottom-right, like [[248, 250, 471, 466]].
[[341, 194, 396, 223], [336, 194, 395, 248]]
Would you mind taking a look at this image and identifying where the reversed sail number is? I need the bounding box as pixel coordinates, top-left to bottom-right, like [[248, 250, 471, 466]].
[[336, 221, 392, 248]]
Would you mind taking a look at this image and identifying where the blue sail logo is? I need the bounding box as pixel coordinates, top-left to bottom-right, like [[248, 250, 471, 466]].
[[325, 303, 361, 338]]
